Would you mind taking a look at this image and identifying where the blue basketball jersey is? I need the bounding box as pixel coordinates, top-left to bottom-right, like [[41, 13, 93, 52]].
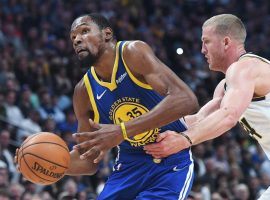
[[84, 41, 194, 199], [83, 41, 187, 151]]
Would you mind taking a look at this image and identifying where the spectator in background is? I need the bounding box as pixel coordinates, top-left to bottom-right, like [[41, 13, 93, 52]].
[[0, 91, 7, 128], [211, 192, 223, 200], [0, 59, 12, 86], [0, 189, 10, 200], [20, 180, 38, 196], [233, 183, 250, 200], [14, 56, 35, 88], [52, 66, 73, 110], [192, 144, 206, 178], [16, 109, 41, 143], [58, 109, 78, 133], [20, 191, 34, 200], [18, 85, 35, 118], [58, 178, 78, 200], [9, 183, 25, 200], [0, 130, 18, 183], [4, 90, 24, 127], [38, 89, 65, 123], [38, 191, 53, 200], [5, 78, 19, 93], [42, 117, 59, 134], [0, 160, 9, 189], [212, 145, 230, 174], [54, 67, 72, 94]]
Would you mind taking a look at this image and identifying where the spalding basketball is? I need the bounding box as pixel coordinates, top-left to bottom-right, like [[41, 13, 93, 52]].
[[17, 132, 70, 185]]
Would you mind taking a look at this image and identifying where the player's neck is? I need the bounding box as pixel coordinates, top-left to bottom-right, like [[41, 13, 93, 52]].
[[224, 46, 246, 73], [93, 42, 117, 82], [236, 45, 246, 60]]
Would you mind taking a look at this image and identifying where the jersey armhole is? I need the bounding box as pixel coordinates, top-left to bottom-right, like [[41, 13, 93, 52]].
[[83, 74, 100, 123], [121, 42, 152, 90]]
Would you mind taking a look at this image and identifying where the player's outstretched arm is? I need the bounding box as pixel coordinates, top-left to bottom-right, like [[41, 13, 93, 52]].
[[184, 79, 225, 127], [144, 80, 224, 158], [186, 59, 256, 145], [145, 60, 256, 158], [184, 97, 222, 127]]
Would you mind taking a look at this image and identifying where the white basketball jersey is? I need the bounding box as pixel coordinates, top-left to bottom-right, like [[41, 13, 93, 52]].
[[238, 53, 270, 158]]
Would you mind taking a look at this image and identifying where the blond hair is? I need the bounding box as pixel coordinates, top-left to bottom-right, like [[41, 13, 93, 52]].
[[203, 14, 246, 44]]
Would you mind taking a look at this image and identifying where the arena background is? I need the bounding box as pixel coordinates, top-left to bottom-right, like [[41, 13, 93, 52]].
[[0, 0, 269, 199]]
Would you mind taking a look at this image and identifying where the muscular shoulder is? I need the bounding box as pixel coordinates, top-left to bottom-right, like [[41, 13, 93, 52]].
[[227, 57, 257, 76], [123, 40, 156, 76], [224, 59, 257, 94], [124, 40, 150, 56], [124, 41, 154, 63], [225, 59, 258, 87]]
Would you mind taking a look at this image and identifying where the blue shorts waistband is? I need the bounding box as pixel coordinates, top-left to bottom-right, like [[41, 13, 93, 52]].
[[117, 148, 192, 166]]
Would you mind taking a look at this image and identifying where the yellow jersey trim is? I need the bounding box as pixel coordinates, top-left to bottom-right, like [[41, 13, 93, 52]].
[[83, 74, 100, 123], [121, 42, 153, 90], [90, 42, 121, 91]]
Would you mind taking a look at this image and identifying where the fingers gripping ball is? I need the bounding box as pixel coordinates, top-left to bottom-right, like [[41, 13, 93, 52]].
[[18, 132, 70, 185]]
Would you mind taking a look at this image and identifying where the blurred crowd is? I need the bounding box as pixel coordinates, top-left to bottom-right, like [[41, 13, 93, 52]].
[[0, 0, 270, 199]]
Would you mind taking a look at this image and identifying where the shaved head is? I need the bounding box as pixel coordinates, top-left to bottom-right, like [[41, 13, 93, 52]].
[[203, 14, 246, 44]]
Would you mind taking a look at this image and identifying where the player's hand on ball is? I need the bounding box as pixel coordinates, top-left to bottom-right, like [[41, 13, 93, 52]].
[[73, 119, 123, 163]]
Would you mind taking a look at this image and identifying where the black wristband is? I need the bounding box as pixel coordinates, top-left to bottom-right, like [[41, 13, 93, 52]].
[[179, 132, 193, 146]]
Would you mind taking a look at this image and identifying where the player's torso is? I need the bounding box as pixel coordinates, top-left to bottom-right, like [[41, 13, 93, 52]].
[[83, 41, 187, 150], [239, 93, 270, 154], [237, 53, 270, 158]]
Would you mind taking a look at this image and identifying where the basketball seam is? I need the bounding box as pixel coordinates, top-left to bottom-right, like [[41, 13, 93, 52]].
[[22, 142, 69, 153], [23, 153, 68, 169], [21, 133, 69, 153], [20, 133, 41, 175], [21, 133, 40, 148]]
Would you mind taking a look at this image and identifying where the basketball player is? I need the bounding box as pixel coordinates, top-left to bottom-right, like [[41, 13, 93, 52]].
[[16, 13, 199, 199], [144, 14, 270, 199]]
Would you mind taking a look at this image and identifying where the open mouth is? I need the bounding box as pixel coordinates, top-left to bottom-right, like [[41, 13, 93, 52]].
[[79, 50, 88, 55], [76, 48, 88, 54]]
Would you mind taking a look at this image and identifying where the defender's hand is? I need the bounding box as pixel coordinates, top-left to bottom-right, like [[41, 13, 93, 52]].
[[144, 130, 190, 158], [73, 119, 123, 163]]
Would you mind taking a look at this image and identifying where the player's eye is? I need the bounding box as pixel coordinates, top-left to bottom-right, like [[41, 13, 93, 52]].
[[70, 33, 76, 41], [82, 29, 89, 34]]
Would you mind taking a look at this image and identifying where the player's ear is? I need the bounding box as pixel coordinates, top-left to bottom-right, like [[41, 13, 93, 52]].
[[103, 27, 113, 42], [223, 36, 231, 50]]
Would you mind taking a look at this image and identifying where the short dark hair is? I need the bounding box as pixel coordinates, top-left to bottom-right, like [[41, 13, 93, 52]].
[[78, 13, 112, 30]]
